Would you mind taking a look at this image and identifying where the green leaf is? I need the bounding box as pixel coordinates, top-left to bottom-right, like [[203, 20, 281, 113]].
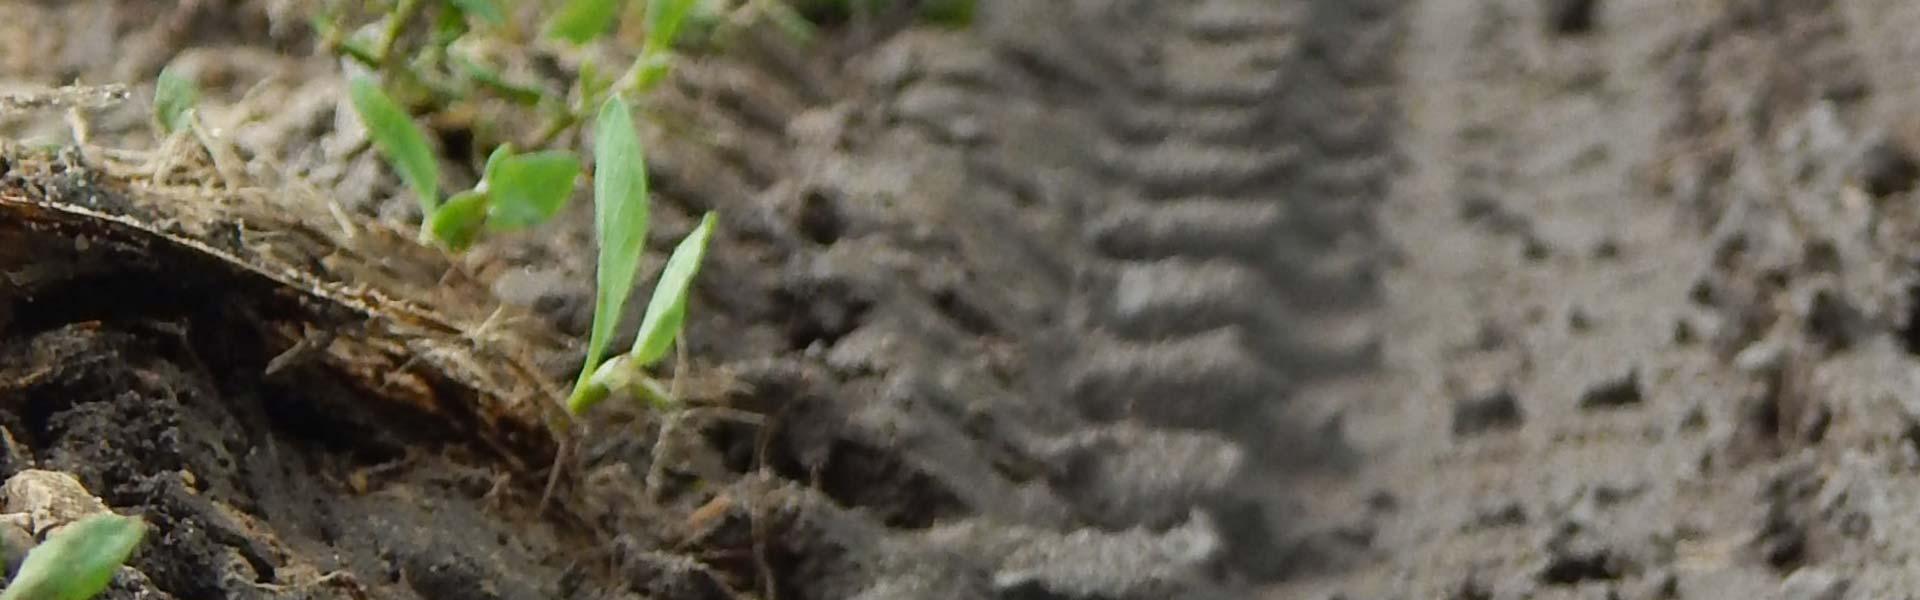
[[152, 67, 199, 135], [347, 76, 441, 216], [427, 189, 490, 251], [546, 0, 625, 44], [631, 212, 715, 366], [484, 150, 581, 229], [568, 94, 651, 414], [430, 4, 472, 48], [643, 0, 703, 54], [0, 513, 146, 600], [484, 143, 514, 175], [447, 0, 506, 25]]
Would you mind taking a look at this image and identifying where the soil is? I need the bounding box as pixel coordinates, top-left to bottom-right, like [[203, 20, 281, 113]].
[[4, 0, 1920, 599]]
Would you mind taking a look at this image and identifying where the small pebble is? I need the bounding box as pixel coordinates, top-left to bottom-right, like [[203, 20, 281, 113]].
[[2, 470, 109, 536], [1733, 337, 1785, 373]]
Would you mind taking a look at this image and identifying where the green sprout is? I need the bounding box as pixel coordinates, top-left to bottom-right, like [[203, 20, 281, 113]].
[[631, 211, 716, 367], [151, 67, 198, 135], [327, 1, 728, 414], [348, 74, 442, 236], [329, 0, 823, 182], [633, 0, 704, 89], [568, 93, 652, 412], [566, 94, 718, 414], [0, 513, 147, 600], [481, 146, 583, 229], [568, 92, 652, 407], [545, 0, 625, 43], [350, 75, 583, 251], [426, 189, 491, 250]]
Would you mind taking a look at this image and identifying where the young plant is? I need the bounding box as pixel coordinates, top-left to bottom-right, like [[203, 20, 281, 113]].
[[430, 144, 583, 250], [350, 76, 582, 250], [0, 513, 147, 600], [633, 0, 706, 90], [565, 94, 717, 414], [327, 0, 814, 217], [330, 2, 725, 413], [151, 67, 199, 135]]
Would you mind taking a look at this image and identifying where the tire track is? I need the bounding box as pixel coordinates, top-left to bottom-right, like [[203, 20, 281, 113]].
[[993, 0, 1402, 580]]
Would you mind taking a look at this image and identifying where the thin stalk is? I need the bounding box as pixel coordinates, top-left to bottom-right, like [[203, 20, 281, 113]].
[[530, 109, 582, 148], [377, 0, 428, 65]]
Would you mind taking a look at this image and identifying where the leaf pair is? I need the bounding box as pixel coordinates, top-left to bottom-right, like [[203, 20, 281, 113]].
[[0, 513, 146, 600], [567, 94, 717, 414], [350, 75, 581, 251], [430, 145, 582, 250]]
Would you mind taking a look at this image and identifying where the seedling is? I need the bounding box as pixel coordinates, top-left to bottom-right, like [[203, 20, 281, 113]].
[[325, 2, 739, 415], [480, 146, 583, 229], [633, 0, 706, 90], [332, 0, 731, 251], [151, 67, 198, 136], [565, 94, 717, 414], [568, 92, 652, 413], [0, 513, 146, 600], [349, 76, 583, 250]]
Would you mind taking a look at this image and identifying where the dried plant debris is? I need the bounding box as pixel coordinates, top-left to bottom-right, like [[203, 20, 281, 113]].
[[0, 85, 130, 112], [0, 145, 567, 472]]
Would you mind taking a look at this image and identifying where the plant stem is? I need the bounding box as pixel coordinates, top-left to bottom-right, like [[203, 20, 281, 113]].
[[570, 353, 678, 413], [569, 354, 630, 413], [530, 109, 581, 148], [336, 39, 383, 67], [378, 0, 427, 66]]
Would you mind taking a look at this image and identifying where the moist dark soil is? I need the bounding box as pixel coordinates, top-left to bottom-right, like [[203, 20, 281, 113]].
[[6, 0, 1920, 599]]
